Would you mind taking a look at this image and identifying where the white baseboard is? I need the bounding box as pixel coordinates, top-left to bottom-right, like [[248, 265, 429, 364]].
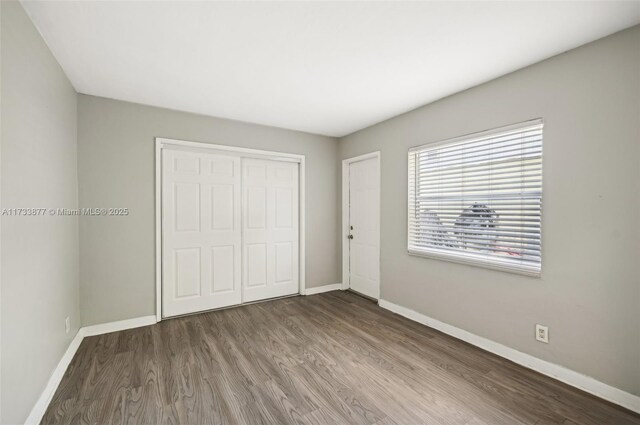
[[80, 315, 157, 337], [304, 283, 343, 295], [25, 315, 157, 424], [378, 299, 640, 415], [24, 331, 84, 425]]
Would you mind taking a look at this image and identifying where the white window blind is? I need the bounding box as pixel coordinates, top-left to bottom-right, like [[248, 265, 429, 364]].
[[408, 120, 543, 276]]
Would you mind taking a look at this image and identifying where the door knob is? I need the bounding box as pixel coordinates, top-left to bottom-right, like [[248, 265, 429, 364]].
[[348, 234, 354, 240]]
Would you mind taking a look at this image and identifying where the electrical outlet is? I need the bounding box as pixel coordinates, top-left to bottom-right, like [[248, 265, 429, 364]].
[[65, 316, 71, 334], [535, 324, 549, 343]]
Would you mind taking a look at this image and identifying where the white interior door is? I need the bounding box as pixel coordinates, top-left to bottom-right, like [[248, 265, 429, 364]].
[[162, 149, 241, 317], [242, 158, 299, 302], [348, 156, 380, 299]]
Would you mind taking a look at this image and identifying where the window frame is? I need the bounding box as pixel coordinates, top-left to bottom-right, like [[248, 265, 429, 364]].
[[407, 119, 543, 277]]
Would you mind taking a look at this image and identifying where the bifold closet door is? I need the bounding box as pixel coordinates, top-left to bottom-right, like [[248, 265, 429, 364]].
[[162, 149, 241, 318], [242, 158, 299, 302]]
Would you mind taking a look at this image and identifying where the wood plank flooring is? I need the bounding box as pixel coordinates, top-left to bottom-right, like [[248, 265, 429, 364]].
[[42, 291, 640, 425]]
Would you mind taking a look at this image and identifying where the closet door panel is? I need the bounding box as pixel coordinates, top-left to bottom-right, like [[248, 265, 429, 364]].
[[242, 158, 299, 302], [162, 149, 241, 317]]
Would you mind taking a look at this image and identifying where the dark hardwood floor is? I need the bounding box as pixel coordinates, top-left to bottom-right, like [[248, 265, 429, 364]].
[[42, 291, 640, 425]]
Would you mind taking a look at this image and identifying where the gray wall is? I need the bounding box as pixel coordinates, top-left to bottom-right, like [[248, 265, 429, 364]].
[[77, 95, 340, 326], [0, 2, 80, 424], [339, 25, 640, 396]]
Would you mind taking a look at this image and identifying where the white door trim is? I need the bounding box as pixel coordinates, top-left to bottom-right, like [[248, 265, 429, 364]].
[[155, 137, 306, 322], [341, 151, 381, 294]]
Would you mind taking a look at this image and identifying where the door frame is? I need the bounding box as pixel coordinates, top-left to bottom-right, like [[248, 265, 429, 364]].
[[155, 137, 306, 322], [341, 151, 381, 297]]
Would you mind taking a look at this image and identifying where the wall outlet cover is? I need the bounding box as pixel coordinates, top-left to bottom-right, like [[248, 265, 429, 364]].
[[535, 324, 549, 343]]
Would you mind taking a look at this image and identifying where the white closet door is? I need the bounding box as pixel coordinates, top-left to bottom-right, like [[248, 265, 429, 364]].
[[242, 158, 299, 302], [348, 157, 380, 299], [162, 149, 241, 317]]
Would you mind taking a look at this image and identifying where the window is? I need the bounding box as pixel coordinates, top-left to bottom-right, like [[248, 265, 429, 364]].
[[408, 120, 543, 276]]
